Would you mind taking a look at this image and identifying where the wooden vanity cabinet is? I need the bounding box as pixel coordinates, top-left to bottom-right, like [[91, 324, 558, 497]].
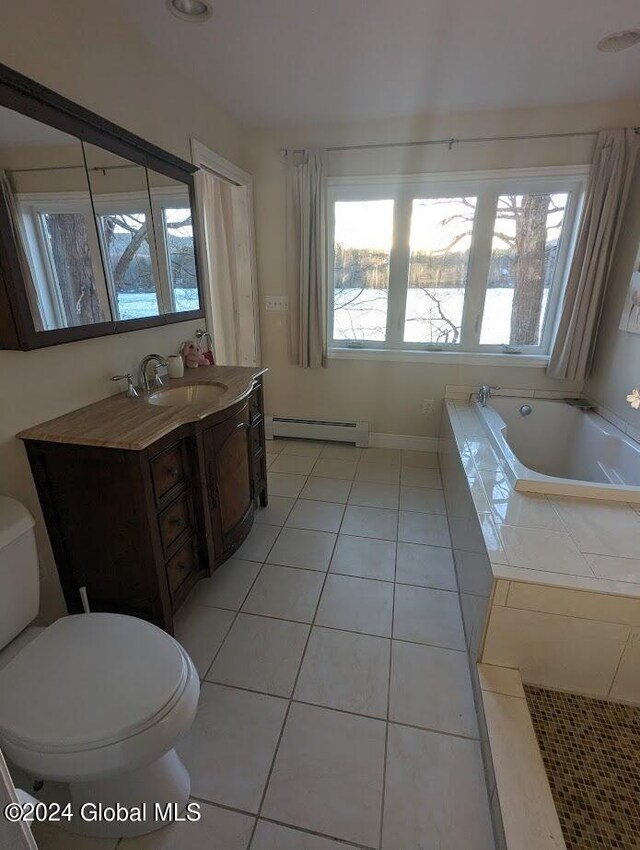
[[23, 379, 267, 634]]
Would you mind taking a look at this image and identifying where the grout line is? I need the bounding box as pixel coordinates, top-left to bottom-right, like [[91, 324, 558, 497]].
[[378, 505, 398, 849], [245, 505, 342, 850], [189, 599, 468, 651]]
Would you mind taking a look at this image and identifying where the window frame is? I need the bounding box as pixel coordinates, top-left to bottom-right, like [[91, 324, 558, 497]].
[[327, 166, 588, 361], [18, 186, 196, 327]]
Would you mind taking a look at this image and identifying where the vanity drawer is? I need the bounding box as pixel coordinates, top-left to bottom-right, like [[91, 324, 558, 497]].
[[151, 443, 187, 503], [159, 493, 193, 554], [166, 535, 197, 595]]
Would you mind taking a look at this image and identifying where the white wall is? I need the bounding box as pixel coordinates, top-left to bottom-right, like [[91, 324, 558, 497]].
[[0, 0, 250, 623], [585, 162, 640, 432], [249, 100, 640, 438]]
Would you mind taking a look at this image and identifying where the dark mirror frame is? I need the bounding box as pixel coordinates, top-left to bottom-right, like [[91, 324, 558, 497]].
[[0, 62, 204, 350]]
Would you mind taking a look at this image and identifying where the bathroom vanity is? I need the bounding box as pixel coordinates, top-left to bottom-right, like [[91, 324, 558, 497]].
[[19, 366, 267, 633]]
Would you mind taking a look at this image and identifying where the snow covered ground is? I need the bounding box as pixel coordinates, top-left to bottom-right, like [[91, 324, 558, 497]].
[[333, 287, 548, 346], [116, 287, 199, 320]]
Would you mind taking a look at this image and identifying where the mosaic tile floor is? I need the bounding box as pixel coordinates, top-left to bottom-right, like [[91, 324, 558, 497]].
[[525, 685, 640, 850]]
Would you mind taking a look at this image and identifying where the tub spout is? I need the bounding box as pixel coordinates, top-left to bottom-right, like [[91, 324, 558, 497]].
[[477, 385, 499, 407]]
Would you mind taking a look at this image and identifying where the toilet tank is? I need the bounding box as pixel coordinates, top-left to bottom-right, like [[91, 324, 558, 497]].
[[0, 497, 39, 650]]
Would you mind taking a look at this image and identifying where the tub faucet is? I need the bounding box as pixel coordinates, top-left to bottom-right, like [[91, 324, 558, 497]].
[[477, 385, 499, 407], [138, 354, 169, 392]]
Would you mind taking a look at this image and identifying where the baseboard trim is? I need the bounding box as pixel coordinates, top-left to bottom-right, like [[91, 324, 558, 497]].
[[369, 433, 439, 452]]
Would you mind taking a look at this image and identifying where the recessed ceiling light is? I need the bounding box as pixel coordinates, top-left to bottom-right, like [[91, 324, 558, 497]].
[[597, 29, 640, 52], [167, 0, 212, 22]]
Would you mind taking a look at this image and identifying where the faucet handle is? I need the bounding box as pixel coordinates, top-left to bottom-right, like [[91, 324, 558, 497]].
[[111, 374, 139, 398]]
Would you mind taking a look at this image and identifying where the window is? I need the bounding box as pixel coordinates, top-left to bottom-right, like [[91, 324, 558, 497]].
[[328, 169, 586, 358], [18, 187, 197, 328]]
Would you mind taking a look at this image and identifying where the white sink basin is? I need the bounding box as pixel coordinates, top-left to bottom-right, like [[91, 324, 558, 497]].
[[146, 383, 228, 407]]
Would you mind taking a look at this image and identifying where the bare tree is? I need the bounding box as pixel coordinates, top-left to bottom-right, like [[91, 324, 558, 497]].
[[45, 213, 104, 326]]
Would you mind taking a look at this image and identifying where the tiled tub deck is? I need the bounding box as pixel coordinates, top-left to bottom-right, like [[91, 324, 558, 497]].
[[441, 399, 640, 849]]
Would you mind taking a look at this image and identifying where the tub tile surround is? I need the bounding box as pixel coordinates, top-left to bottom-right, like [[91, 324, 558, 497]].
[[36, 438, 496, 849], [443, 398, 640, 706]]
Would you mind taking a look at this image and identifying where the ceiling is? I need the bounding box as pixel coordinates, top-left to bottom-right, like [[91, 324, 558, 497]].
[[121, 0, 640, 127]]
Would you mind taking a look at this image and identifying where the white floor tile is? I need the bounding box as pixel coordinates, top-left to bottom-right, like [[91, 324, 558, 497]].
[[119, 801, 254, 849], [252, 821, 355, 850], [174, 602, 235, 678], [320, 444, 362, 460], [382, 724, 494, 850], [281, 441, 325, 458], [267, 527, 337, 571], [360, 447, 401, 467], [265, 439, 285, 455], [329, 534, 396, 581], [270, 454, 317, 475], [262, 703, 386, 847], [242, 564, 324, 622], [401, 450, 439, 469], [254, 495, 296, 527], [234, 523, 280, 562], [341, 505, 398, 540], [186, 558, 262, 610], [265, 452, 277, 470], [177, 683, 287, 812], [312, 458, 358, 480], [400, 467, 442, 488], [585, 553, 640, 584], [30, 823, 117, 850], [398, 511, 451, 547], [206, 613, 310, 696], [395, 542, 457, 590], [390, 641, 478, 737], [393, 585, 465, 649], [268, 472, 308, 498], [295, 626, 390, 717], [355, 462, 401, 484], [299, 476, 353, 503], [399, 486, 446, 514], [316, 574, 394, 637], [285, 499, 345, 533], [349, 481, 400, 510]]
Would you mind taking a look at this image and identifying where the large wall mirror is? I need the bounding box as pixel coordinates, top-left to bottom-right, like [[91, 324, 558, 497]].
[[0, 63, 203, 350]]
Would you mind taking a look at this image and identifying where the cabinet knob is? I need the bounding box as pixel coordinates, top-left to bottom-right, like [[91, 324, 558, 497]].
[[170, 517, 184, 526], [168, 467, 179, 478]]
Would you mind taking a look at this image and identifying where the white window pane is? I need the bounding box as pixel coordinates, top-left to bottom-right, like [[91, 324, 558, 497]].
[[404, 197, 476, 344], [98, 212, 159, 321], [480, 193, 569, 346], [333, 199, 393, 342], [162, 207, 199, 313]]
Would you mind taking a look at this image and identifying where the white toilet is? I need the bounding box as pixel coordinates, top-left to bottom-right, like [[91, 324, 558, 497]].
[[0, 496, 200, 838]]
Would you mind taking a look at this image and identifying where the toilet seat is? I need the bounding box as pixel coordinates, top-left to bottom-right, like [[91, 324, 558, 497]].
[[0, 613, 199, 781]]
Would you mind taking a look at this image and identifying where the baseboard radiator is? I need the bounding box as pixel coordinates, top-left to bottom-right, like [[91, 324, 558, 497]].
[[265, 416, 369, 447]]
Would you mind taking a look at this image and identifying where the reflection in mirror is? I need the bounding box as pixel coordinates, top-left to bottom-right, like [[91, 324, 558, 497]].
[[146, 168, 200, 314], [82, 144, 162, 322], [0, 106, 109, 331]]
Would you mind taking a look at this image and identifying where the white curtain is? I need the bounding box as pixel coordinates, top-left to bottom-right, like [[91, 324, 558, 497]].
[[194, 169, 259, 366], [286, 149, 328, 368], [548, 128, 640, 381]]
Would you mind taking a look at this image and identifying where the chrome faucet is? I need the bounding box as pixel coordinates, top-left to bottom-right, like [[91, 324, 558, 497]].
[[138, 354, 168, 392], [476, 385, 499, 407]]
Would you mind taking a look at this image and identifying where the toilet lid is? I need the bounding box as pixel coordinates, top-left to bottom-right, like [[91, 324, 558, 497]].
[[0, 614, 190, 753]]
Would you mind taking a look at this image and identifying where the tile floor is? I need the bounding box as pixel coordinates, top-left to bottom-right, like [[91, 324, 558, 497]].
[[33, 439, 495, 850]]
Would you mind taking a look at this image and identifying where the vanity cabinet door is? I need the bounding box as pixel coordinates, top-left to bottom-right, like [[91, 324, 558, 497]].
[[203, 403, 255, 560]]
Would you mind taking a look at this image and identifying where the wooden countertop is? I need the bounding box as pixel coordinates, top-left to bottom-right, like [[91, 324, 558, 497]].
[[18, 365, 267, 451]]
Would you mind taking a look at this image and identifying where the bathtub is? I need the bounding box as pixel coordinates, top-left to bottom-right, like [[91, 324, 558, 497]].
[[473, 396, 640, 503]]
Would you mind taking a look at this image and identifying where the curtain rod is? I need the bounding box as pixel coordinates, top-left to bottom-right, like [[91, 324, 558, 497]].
[[5, 163, 139, 175], [279, 129, 602, 157]]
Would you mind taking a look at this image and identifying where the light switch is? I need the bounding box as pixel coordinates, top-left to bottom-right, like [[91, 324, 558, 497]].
[[265, 295, 289, 311]]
